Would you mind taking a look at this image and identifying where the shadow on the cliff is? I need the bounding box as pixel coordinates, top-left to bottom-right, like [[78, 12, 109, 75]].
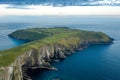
[[26, 43, 113, 80], [27, 68, 48, 80]]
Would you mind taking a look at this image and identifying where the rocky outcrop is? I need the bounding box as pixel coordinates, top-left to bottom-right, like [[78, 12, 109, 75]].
[[0, 38, 113, 80], [0, 27, 114, 80]]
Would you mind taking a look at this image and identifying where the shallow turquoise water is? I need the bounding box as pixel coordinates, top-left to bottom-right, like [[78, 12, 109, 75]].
[[0, 16, 120, 80], [0, 36, 26, 50]]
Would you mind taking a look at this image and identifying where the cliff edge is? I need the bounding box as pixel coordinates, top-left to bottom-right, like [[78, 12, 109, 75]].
[[0, 27, 113, 80]]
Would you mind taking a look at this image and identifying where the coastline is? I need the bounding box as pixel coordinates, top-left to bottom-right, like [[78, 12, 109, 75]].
[[0, 27, 113, 80]]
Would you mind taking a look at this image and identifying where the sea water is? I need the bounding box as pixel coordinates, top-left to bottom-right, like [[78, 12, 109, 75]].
[[0, 16, 120, 80]]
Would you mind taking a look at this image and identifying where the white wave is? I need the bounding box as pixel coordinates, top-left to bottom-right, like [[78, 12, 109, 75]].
[[0, 4, 120, 16]]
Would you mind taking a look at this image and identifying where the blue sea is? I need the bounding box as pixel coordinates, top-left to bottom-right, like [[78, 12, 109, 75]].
[[0, 16, 120, 80]]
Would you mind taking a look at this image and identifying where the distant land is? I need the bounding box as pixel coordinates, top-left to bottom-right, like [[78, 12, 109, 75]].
[[0, 27, 113, 80]]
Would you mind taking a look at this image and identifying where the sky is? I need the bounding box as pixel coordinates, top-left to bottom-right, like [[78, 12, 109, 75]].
[[0, 5, 120, 16], [0, 0, 120, 16]]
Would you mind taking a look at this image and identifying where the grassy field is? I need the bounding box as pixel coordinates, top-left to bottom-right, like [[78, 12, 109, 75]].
[[0, 27, 111, 67]]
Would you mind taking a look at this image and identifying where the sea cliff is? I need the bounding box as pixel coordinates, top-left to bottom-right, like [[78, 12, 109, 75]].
[[0, 27, 113, 80]]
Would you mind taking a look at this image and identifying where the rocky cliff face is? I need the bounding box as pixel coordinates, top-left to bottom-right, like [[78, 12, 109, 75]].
[[0, 38, 113, 80], [0, 43, 73, 80], [0, 50, 33, 80]]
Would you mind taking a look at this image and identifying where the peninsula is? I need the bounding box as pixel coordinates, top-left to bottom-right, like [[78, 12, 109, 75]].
[[0, 27, 113, 80]]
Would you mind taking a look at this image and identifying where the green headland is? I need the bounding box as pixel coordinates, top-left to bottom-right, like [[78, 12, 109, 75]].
[[0, 27, 113, 67]]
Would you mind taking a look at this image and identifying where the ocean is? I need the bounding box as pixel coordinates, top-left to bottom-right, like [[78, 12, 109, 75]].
[[0, 16, 120, 80]]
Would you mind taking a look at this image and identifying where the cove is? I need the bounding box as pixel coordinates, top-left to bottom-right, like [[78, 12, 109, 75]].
[[0, 35, 26, 50]]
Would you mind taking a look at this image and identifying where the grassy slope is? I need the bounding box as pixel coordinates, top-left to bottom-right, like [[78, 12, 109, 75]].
[[0, 27, 111, 67], [8, 27, 71, 41]]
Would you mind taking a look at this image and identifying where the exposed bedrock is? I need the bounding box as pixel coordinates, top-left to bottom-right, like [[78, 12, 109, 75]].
[[0, 38, 113, 80]]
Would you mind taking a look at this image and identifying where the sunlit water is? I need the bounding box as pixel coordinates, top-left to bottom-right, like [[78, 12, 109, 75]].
[[0, 16, 120, 80]]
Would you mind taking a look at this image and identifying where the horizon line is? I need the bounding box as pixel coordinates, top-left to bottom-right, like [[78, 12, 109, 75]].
[[0, 5, 120, 16]]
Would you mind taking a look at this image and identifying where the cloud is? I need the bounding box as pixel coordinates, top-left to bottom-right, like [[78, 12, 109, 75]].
[[0, 4, 120, 16], [6, 5, 31, 9], [0, 0, 120, 6]]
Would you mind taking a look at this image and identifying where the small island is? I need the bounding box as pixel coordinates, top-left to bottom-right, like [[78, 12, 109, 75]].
[[0, 27, 113, 80]]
